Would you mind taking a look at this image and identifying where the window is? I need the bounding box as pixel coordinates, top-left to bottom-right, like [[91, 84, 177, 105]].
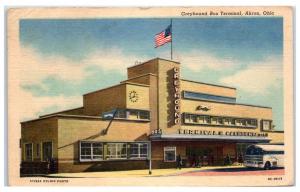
[[217, 117, 223, 125], [198, 116, 210, 124], [25, 143, 33, 161], [128, 110, 138, 120], [183, 113, 257, 128], [139, 111, 150, 120], [36, 143, 40, 157], [191, 115, 197, 123], [107, 143, 127, 159], [235, 119, 243, 126], [164, 146, 176, 162], [80, 141, 103, 161], [184, 114, 197, 123], [262, 120, 272, 131], [80, 142, 91, 160], [246, 146, 264, 156], [115, 109, 126, 118], [79, 142, 149, 161], [92, 143, 103, 160], [211, 117, 218, 125], [183, 91, 236, 103], [184, 114, 190, 123], [240, 119, 246, 126], [211, 117, 223, 125], [42, 141, 52, 161], [264, 151, 284, 155], [102, 109, 150, 120], [129, 143, 148, 159], [235, 119, 252, 127], [247, 119, 257, 127], [224, 118, 234, 126]]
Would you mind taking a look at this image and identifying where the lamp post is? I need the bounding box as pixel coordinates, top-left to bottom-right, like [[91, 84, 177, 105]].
[[148, 141, 152, 175]]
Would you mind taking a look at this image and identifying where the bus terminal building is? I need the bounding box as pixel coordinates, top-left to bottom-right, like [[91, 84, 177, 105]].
[[20, 58, 284, 174]]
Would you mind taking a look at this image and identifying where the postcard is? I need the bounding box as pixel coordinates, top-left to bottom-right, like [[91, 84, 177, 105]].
[[7, 7, 294, 186]]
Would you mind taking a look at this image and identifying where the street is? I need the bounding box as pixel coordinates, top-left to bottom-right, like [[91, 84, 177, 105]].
[[47, 166, 284, 178], [177, 167, 284, 176]]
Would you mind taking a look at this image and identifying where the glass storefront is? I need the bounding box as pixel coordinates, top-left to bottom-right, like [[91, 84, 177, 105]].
[[79, 141, 149, 162]]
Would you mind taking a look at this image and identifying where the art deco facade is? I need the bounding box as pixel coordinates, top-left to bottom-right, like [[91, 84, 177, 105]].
[[20, 58, 284, 174]]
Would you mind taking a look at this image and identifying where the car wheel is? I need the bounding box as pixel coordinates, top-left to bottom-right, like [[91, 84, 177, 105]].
[[264, 161, 271, 170]]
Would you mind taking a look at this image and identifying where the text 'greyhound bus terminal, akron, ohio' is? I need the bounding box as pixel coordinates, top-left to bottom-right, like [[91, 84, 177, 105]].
[[20, 58, 284, 174]]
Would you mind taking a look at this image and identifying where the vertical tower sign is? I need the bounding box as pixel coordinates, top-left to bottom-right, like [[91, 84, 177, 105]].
[[173, 67, 180, 124]]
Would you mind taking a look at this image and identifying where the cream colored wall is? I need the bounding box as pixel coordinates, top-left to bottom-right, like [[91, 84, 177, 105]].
[[158, 59, 181, 130], [83, 82, 150, 116], [123, 74, 159, 132], [173, 95, 282, 142], [267, 132, 284, 143], [181, 99, 272, 119], [181, 80, 236, 98], [21, 115, 151, 163], [21, 117, 58, 161], [148, 75, 158, 132], [126, 83, 150, 110], [57, 117, 150, 161]]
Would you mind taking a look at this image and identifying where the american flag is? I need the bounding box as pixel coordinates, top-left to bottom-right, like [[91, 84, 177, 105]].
[[155, 25, 172, 48]]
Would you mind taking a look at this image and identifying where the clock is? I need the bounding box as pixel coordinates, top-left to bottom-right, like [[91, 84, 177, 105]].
[[129, 90, 139, 102]]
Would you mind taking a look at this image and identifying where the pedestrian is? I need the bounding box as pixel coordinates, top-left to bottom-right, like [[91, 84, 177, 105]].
[[49, 157, 57, 173], [225, 154, 232, 165], [238, 153, 243, 164], [192, 154, 196, 167], [196, 155, 201, 168], [176, 154, 182, 169]]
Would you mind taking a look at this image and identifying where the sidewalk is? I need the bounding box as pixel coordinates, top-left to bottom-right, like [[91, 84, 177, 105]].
[[47, 165, 244, 178]]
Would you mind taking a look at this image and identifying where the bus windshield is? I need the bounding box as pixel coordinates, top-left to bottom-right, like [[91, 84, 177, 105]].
[[245, 146, 263, 155]]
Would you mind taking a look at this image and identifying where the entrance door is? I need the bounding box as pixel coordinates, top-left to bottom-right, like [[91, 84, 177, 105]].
[[186, 146, 213, 167]]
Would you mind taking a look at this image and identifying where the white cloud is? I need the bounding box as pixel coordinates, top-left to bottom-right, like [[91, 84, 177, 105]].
[[14, 45, 282, 121], [13, 46, 148, 121], [82, 48, 146, 72], [19, 90, 82, 121], [220, 57, 282, 95], [18, 46, 147, 85], [19, 46, 87, 85], [174, 50, 235, 71]]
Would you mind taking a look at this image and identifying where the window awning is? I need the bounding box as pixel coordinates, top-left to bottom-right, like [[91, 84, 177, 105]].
[[150, 134, 270, 143]]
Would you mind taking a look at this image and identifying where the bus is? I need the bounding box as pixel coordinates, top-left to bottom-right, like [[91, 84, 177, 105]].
[[244, 144, 284, 169]]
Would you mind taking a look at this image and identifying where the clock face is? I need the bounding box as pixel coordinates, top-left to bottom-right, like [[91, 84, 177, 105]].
[[129, 90, 139, 102]]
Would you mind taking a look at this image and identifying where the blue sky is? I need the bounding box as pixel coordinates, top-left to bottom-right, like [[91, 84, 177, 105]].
[[19, 18, 283, 130]]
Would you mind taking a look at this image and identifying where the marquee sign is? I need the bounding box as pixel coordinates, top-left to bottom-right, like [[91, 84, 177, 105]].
[[178, 129, 268, 137], [151, 128, 268, 138]]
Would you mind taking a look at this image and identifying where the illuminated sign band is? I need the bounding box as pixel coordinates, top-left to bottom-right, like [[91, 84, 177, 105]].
[[178, 129, 268, 137]]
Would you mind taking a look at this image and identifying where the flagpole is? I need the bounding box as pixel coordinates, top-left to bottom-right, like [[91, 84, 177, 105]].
[[170, 19, 173, 60]]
